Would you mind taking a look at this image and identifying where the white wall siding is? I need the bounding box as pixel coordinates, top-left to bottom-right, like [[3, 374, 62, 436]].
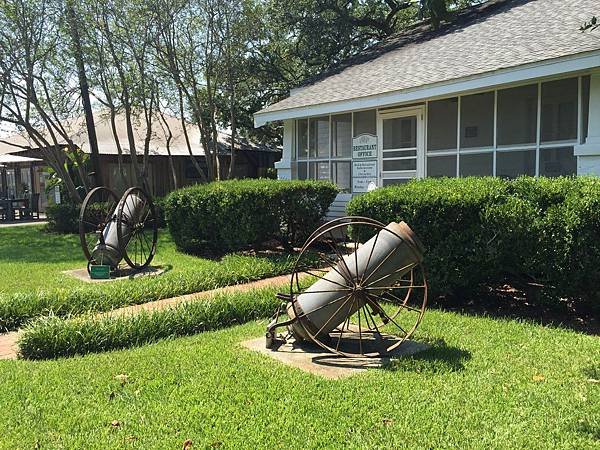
[[575, 70, 600, 175]]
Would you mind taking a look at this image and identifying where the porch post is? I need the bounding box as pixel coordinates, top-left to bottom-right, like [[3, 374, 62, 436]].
[[274, 119, 293, 180], [575, 70, 600, 175], [0, 167, 6, 195]]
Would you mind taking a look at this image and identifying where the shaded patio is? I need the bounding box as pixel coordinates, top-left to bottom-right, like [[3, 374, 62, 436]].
[[0, 154, 43, 222]]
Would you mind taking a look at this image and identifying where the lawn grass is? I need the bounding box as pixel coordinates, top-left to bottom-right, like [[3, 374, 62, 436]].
[[1, 309, 598, 448], [0, 225, 295, 330]]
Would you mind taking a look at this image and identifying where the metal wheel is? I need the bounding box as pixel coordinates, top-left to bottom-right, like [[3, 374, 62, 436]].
[[289, 217, 428, 357], [79, 186, 119, 264], [116, 187, 158, 270]]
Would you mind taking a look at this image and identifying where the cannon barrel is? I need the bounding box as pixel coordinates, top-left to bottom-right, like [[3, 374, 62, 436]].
[[91, 190, 145, 268], [288, 221, 424, 341]]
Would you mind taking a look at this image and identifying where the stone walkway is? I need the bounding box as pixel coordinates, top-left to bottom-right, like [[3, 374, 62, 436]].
[[0, 273, 293, 360]]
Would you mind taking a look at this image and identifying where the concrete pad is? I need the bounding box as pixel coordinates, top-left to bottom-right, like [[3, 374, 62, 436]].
[[241, 335, 430, 379], [62, 266, 165, 283]]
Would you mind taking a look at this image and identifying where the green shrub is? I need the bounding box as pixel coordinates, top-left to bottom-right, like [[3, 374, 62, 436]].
[[164, 179, 338, 253], [347, 176, 600, 304], [18, 285, 285, 360], [45, 202, 80, 233]]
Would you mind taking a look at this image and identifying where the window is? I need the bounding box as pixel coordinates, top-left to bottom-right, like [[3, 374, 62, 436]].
[[353, 110, 376, 137], [383, 117, 416, 149], [298, 162, 307, 180], [427, 98, 458, 151], [331, 161, 351, 192], [459, 153, 493, 177], [428, 155, 456, 177], [541, 78, 578, 142], [496, 150, 536, 178], [309, 116, 329, 158], [497, 84, 537, 146], [460, 92, 494, 149], [539, 147, 577, 177], [296, 113, 352, 191], [331, 114, 352, 157]]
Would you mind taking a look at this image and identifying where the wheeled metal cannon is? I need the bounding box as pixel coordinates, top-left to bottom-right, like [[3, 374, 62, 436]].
[[266, 216, 428, 357], [79, 186, 158, 276]]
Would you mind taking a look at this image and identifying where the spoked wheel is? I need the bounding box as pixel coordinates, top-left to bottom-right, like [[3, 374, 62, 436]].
[[289, 217, 427, 357], [79, 186, 119, 265], [116, 187, 158, 270]]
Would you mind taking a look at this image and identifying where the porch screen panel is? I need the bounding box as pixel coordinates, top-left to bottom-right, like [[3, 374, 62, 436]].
[[539, 147, 576, 177], [427, 155, 457, 177], [353, 110, 376, 137], [496, 150, 536, 178], [309, 117, 329, 158], [332, 114, 352, 157], [331, 161, 351, 192], [497, 84, 537, 146], [427, 98, 458, 151], [459, 153, 493, 177], [541, 77, 578, 142], [298, 162, 307, 180], [297, 119, 308, 159], [460, 92, 494, 149]]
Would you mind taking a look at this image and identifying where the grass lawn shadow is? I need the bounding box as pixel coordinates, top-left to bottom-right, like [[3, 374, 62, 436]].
[[383, 339, 471, 374]]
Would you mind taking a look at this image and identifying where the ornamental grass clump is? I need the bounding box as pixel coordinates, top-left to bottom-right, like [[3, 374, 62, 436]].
[[18, 285, 284, 360], [0, 253, 295, 332]]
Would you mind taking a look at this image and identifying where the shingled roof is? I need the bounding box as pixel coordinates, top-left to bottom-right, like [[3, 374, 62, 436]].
[[256, 0, 600, 118]]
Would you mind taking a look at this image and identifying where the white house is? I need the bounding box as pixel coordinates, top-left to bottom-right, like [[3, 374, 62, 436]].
[[254, 0, 600, 214]]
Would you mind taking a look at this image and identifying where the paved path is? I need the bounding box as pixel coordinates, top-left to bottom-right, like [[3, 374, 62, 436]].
[[0, 273, 292, 360], [0, 220, 47, 228]]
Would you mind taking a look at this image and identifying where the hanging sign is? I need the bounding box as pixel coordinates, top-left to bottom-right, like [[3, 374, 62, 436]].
[[352, 160, 378, 193], [352, 134, 378, 159]]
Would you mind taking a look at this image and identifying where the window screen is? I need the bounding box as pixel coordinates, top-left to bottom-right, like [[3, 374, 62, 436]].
[[496, 150, 536, 178], [459, 153, 493, 177], [353, 110, 376, 137], [460, 92, 494, 149], [427, 98, 458, 151], [331, 114, 352, 157], [497, 84, 537, 146], [309, 117, 329, 158], [541, 78, 578, 142], [428, 155, 457, 177]]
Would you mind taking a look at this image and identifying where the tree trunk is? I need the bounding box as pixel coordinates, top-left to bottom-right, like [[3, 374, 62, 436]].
[[66, 1, 103, 188]]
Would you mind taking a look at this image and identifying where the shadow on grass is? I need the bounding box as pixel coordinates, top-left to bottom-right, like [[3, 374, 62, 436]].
[[383, 339, 472, 374], [431, 285, 600, 336]]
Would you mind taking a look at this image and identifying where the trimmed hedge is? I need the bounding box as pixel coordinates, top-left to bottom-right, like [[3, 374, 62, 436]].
[[164, 179, 339, 253], [346, 176, 600, 304], [18, 285, 284, 360]]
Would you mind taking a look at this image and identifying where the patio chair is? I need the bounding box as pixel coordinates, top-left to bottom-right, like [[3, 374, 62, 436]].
[[17, 193, 40, 220]]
